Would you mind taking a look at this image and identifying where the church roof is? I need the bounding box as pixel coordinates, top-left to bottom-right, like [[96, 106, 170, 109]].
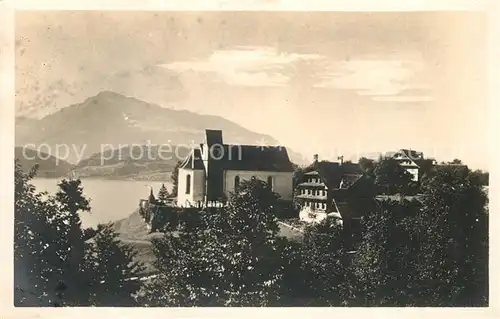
[[220, 145, 294, 172], [179, 145, 294, 172], [179, 149, 204, 170]]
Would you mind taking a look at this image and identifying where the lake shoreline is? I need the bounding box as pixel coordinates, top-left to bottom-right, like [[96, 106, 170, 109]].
[[35, 174, 173, 182], [32, 178, 173, 228]]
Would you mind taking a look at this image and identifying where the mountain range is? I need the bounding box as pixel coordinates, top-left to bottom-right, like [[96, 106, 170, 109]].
[[15, 91, 306, 179]]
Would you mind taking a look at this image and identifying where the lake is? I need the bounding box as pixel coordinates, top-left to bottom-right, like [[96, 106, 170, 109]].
[[32, 178, 173, 227]]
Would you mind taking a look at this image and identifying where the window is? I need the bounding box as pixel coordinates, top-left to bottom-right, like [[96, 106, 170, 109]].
[[185, 174, 191, 194], [234, 175, 240, 191], [267, 176, 273, 190]]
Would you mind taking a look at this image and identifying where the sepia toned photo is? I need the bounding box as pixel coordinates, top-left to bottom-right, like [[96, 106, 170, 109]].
[[13, 10, 489, 307]]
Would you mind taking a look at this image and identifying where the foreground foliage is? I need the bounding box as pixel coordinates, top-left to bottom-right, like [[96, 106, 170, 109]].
[[350, 165, 488, 306], [15, 159, 488, 307], [140, 179, 287, 306], [14, 160, 144, 306]]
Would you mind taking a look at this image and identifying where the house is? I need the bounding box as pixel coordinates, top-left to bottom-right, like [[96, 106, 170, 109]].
[[295, 155, 375, 227], [176, 129, 294, 207], [389, 149, 435, 181]]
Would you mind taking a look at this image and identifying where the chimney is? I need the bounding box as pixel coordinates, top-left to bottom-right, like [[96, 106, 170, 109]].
[[313, 154, 319, 163], [338, 155, 344, 165]]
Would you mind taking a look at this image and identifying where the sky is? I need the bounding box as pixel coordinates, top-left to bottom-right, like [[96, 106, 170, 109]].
[[15, 11, 489, 169]]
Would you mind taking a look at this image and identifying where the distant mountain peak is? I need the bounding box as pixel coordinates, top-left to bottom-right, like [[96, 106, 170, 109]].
[[15, 92, 308, 165], [84, 91, 134, 105], [96, 90, 126, 98]]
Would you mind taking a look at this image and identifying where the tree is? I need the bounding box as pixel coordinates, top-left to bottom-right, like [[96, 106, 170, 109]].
[[157, 183, 170, 203], [471, 169, 489, 186], [14, 161, 92, 306], [296, 217, 355, 306], [84, 224, 145, 306], [349, 165, 488, 306], [416, 158, 435, 181], [358, 157, 376, 177], [14, 160, 145, 306], [170, 160, 182, 197], [350, 198, 422, 306], [415, 165, 488, 306], [52, 178, 91, 304], [140, 178, 288, 306], [450, 158, 463, 164], [15, 161, 53, 305], [373, 157, 413, 195], [292, 165, 306, 210], [292, 164, 306, 188]]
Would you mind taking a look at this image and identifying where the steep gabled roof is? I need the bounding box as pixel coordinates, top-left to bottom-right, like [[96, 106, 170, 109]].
[[399, 149, 424, 160], [181, 144, 294, 172], [303, 161, 363, 189], [340, 174, 363, 189], [221, 145, 294, 172], [179, 149, 204, 170], [315, 161, 341, 188], [179, 129, 294, 173]]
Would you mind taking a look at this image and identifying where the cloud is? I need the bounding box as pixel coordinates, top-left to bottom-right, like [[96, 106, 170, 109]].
[[159, 46, 324, 87], [314, 57, 432, 102]]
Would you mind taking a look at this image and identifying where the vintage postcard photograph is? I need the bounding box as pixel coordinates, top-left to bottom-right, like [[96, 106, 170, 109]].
[[4, 2, 495, 313]]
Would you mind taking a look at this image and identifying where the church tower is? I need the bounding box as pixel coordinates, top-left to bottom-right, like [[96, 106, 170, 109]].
[[201, 129, 225, 202]]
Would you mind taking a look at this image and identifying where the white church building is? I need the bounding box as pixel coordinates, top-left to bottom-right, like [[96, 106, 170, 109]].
[[176, 129, 294, 207]]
